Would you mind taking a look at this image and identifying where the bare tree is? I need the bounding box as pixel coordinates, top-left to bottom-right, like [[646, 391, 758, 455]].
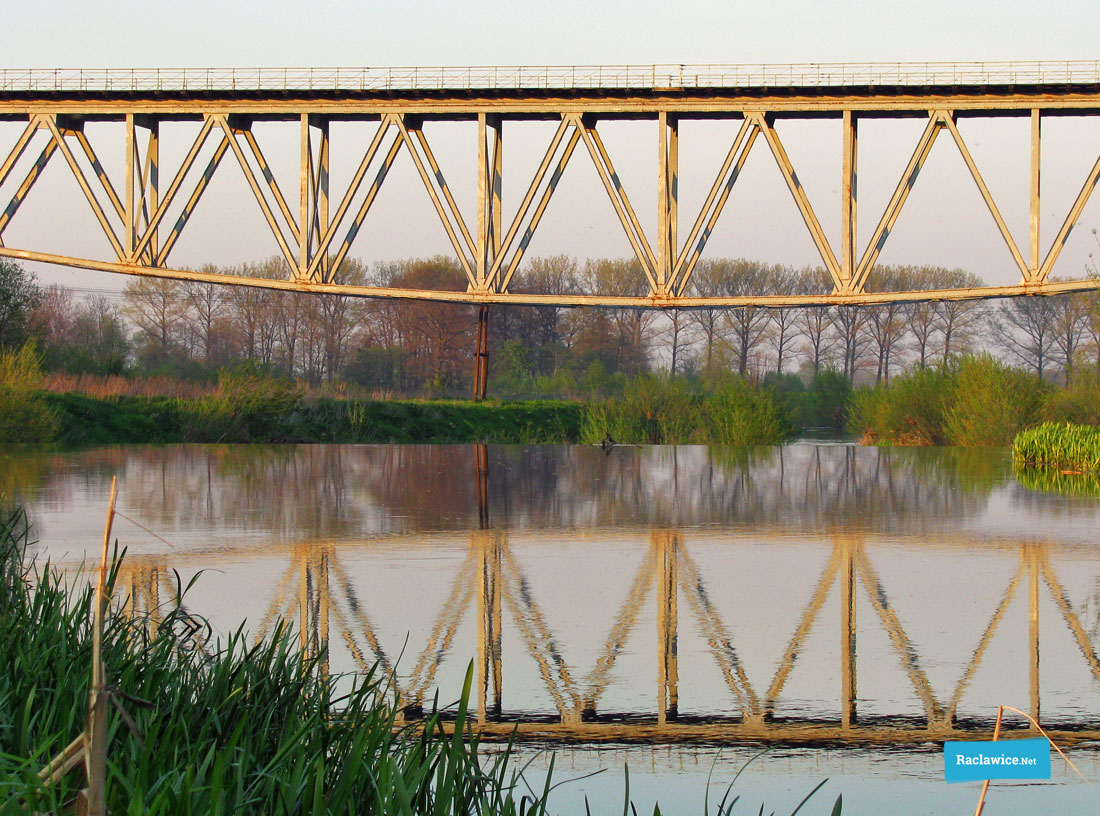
[[995, 296, 1056, 379], [864, 266, 910, 384], [1048, 288, 1090, 385], [123, 277, 185, 361]]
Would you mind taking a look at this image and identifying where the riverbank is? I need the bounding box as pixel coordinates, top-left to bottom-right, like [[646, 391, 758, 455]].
[[43, 391, 584, 445]]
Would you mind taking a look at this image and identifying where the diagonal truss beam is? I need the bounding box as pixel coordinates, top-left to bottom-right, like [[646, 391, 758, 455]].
[[674, 118, 758, 295], [945, 558, 1024, 720], [853, 113, 943, 291], [676, 546, 761, 718], [395, 116, 476, 285], [0, 132, 56, 240], [132, 116, 216, 263], [72, 128, 125, 223], [941, 114, 1030, 280], [577, 116, 659, 292], [854, 546, 943, 723], [305, 115, 396, 281], [762, 545, 841, 717], [581, 540, 659, 709], [485, 115, 573, 291], [1038, 148, 1100, 283], [215, 115, 299, 272], [749, 111, 842, 289], [43, 116, 125, 260], [156, 136, 230, 266], [498, 124, 581, 293]]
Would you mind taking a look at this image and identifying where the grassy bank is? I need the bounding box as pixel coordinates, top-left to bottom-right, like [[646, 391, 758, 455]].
[[42, 391, 583, 446], [0, 506, 555, 814]]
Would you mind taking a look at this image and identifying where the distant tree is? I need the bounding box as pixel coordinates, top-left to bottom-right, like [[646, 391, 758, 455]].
[[1047, 287, 1090, 385], [123, 277, 186, 366], [0, 260, 40, 349], [934, 269, 987, 361], [995, 296, 1057, 379], [863, 266, 910, 384]]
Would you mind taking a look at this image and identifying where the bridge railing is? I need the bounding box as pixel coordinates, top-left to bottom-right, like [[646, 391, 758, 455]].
[[3, 61, 1100, 93]]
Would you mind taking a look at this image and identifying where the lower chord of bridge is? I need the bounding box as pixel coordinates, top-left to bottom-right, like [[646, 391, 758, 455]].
[[3, 61, 1100, 308]]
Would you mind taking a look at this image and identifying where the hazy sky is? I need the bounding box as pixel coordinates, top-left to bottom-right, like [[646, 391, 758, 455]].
[[4, 0, 1100, 291]]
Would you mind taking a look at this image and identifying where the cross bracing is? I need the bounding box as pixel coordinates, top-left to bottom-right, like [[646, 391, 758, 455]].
[[3, 64, 1100, 308]]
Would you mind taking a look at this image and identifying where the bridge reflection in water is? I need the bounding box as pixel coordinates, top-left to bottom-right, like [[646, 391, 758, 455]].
[[89, 445, 1100, 747]]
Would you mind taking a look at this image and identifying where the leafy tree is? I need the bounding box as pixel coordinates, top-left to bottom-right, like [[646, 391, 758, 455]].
[[0, 260, 40, 349]]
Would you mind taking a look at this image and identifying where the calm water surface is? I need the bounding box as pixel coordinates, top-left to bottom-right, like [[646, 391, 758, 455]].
[[5, 443, 1100, 814]]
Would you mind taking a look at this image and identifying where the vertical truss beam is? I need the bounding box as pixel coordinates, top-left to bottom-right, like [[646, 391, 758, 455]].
[[1028, 543, 1040, 725], [657, 112, 678, 295], [1029, 110, 1041, 283], [476, 113, 502, 290], [300, 115, 330, 282], [840, 535, 857, 728], [750, 111, 842, 289], [656, 530, 679, 724], [840, 111, 858, 291], [674, 118, 757, 295]]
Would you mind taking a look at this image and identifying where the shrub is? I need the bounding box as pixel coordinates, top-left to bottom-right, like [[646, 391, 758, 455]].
[[0, 344, 58, 443], [184, 361, 300, 442], [580, 373, 700, 443], [944, 354, 1047, 446], [849, 364, 954, 445], [1041, 369, 1100, 426], [703, 375, 792, 445]]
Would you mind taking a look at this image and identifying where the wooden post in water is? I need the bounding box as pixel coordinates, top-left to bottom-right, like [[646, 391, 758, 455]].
[[84, 476, 118, 816]]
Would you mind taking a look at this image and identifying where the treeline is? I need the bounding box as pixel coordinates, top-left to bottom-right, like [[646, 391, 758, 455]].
[[4, 256, 1100, 399]]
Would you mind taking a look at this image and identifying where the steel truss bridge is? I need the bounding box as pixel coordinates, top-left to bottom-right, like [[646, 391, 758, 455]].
[[4, 61, 1100, 309], [109, 527, 1100, 746]]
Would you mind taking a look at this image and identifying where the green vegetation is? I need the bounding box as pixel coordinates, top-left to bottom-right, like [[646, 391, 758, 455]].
[[579, 374, 793, 445], [0, 507, 554, 814], [850, 355, 1048, 446], [0, 345, 59, 443], [1013, 421, 1100, 473]]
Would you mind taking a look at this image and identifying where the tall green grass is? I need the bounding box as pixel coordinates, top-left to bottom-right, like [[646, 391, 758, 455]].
[[0, 508, 554, 815], [850, 355, 1048, 446], [580, 374, 793, 445], [0, 344, 59, 443], [1013, 421, 1100, 473]]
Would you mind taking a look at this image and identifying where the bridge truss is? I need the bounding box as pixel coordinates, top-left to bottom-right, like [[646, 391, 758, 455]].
[[3, 62, 1100, 307]]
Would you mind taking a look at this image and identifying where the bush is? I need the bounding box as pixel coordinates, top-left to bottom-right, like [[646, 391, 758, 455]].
[[184, 361, 300, 442], [704, 375, 792, 445], [0, 344, 58, 443], [580, 373, 700, 443], [1041, 369, 1100, 426], [849, 364, 954, 445], [945, 355, 1047, 446]]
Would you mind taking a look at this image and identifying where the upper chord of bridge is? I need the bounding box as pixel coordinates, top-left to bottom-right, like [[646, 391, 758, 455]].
[[4, 60, 1100, 94]]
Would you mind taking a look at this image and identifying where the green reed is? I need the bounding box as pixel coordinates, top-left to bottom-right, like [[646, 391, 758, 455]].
[[0, 507, 553, 815], [1013, 421, 1100, 474]]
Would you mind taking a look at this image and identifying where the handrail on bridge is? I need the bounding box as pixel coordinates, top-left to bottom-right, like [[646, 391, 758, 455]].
[[2, 61, 1100, 94]]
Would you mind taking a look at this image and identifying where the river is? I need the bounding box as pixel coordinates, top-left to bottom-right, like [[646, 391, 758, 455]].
[[4, 443, 1100, 813]]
